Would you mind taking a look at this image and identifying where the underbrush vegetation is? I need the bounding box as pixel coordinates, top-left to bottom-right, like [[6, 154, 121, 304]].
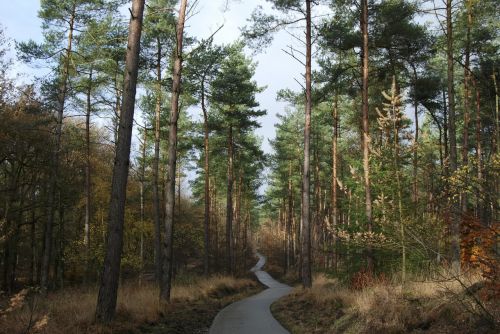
[[272, 273, 499, 334], [0, 275, 260, 334]]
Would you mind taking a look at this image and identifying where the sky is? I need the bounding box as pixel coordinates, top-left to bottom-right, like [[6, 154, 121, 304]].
[[0, 0, 306, 155]]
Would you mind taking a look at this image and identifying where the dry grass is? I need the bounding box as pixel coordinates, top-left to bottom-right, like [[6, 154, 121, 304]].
[[272, 273, 499, 334], [0, 275, 258, 334]]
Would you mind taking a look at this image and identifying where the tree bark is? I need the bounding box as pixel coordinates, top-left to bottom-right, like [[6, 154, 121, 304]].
[[160, 0, 188, 303], [493, 72, 499, 154], [446, 0, 460, 273], [472, 78, 484, 224], [461, 0, 472, 216], [226, 125, 235, 275], [235, 168, 243, 272], [152, 37, 163, 283], [95, 0, 145, 322], [331, 92, 339, 232], [442, 89, 449, 175], [286, 161, 293, 272], [300, 0, 312, 288], [140, 129, 147, 277], [411, 65, 419, 208], [84, 68, 92, 284], [30, 189, 36, 286], [202, 78, 211, 277], [331, 91, 339, 271], [361, 0, 373, 270]]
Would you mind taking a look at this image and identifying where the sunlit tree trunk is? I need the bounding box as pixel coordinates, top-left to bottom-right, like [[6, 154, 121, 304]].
[[95, 0, 145, 322], [300, 0, 312, 289], [446, 0, 460, 273], [472, 78, 484, 225], [360, 0, 373, 270], [442, 89, 449, 176], [461, 0, 472, 217]]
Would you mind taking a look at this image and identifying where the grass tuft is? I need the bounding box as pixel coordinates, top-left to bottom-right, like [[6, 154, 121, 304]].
[[0, 275, 258, 334], [272, 272, 499, 333]]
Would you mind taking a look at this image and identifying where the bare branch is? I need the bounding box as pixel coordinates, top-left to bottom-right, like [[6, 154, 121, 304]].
[[281, 47, 306, 67]]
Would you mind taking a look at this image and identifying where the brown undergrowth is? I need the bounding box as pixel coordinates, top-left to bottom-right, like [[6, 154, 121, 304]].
[[272, 273, 499, 333], [0, 275, 260, 334]]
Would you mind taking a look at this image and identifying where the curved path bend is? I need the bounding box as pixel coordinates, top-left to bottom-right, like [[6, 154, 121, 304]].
[[209, 253, 292, 334]]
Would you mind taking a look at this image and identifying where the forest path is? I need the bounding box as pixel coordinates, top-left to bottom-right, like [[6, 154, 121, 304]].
[[208, 253, 292, 334]]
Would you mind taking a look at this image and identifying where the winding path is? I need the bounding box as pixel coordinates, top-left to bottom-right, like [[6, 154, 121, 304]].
[[209, 253, 292, 334]]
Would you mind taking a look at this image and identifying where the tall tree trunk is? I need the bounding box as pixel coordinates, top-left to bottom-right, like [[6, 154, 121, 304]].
[[235, 169, 243, 272], [152, 37, 163, 283], [493, 72, 499, 154], [177, 161, 182, 217], [30, 189, 36, 286], [202, 78, 211, 277], [286, 161, 293, 272], [55, 202, 64, 288], [2, 199, 10, 292], [446, 0, 460, 273], [140, 130, 147, 277], [461, 0, 472, 216], [212, 181, 219, 270], [411, 66, 419, 208], [226, 125, 234, 275], [2, 178, 20, 293], [472, 78, 484, 224], [331, 93, 339, 229], [160, 0, 188, 303], [438, 120, 444, 172], [391, 76, 406, 283], [84, 68, 93, 284], [95, 0, 145, 322], [300, 0, 312, 288], [113, 65, 122, 145], [41, 3, 75, 291], [8, 215, 21, 293], [313, 134, 320, 266], [442, 89, 449, 176], [492, 72, 499, 223], [331, 91, 339, 271], [361, 0, 373, 270]]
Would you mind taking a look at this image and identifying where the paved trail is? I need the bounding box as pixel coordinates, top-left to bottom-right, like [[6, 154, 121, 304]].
[[209, 253, 292, 334]]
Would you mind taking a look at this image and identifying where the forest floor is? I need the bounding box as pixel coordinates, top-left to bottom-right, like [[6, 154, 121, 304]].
[[0, 274, 263, 334], [271, 273, 499, 334]]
